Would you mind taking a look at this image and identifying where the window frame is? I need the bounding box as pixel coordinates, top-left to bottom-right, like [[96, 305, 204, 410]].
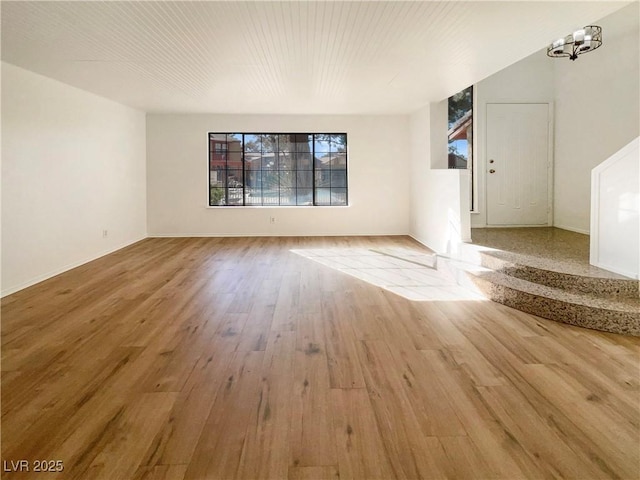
[[447, 85, 474, 211], [208, 132, 348, 207]]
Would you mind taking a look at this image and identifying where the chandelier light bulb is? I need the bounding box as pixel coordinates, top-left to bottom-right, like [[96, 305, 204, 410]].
[[547, 25, 602, 61]]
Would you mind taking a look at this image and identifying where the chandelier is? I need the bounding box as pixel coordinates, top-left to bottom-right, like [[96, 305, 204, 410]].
[[547, 26, 602, 61]]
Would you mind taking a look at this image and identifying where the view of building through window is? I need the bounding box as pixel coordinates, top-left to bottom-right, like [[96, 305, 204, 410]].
[[209, 133, 347, 206]]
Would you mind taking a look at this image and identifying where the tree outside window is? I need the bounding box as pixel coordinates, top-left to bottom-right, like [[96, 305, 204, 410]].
[[448, 86, 473, 169]]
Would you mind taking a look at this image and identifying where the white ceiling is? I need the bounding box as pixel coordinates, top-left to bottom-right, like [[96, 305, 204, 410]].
[[1, 1, 631, 114]]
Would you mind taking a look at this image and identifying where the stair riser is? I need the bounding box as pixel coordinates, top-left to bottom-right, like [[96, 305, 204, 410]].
[[480, 253, 638, 299], [472, 276, 640, 336]]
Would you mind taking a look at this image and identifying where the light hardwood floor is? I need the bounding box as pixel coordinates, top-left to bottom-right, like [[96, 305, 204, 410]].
[[2, 236, 639, 480]]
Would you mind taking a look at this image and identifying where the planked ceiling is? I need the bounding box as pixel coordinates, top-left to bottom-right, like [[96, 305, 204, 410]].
[[1, 1, 630, 114]]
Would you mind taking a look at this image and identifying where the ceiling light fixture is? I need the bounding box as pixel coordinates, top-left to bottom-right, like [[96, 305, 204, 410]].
[[547, 25, 602, 61]]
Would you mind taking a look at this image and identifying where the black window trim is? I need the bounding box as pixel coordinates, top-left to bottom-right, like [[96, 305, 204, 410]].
[[208, 132, 348, 207]]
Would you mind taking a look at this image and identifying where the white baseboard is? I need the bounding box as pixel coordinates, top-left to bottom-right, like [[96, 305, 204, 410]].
[[148, 232, 407, 238], [472, 223, 590, 235], [1, 235, 148, 298], [553, 224, 590, 235]]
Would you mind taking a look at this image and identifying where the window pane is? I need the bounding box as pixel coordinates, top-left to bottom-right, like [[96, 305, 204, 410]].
[[295, 151, 313, 170], [228, 151, 242, 169], [279, 170, 296, 188], [314, 153, 331, 170], [276, 152, 291, 170], [209, 132, 226, 189], [262, 153, 277, 170], [316, 188, 331, 205], [315, 169, 330, 188], [263, 170, 279, 190], [210, 151, 226, 166], [296, 188, 313, 206], [297, 170, 312, 188], [210, 135, 228, 161], [291, 134, 312, 154], [245, 152, 261, 170], [227, 134, 243, 151], [210, 169, 225, 188], [245, 134, 261, 153], [261, 134, 277, 153], [246, 169, 262, 204], [227, 169, 243, 187], [330, 134, 347, 152], [331, 188, 347, 206], [227, 187, 244, 205], [263, 182, 279, 205], [278, 134, 293, 152], [210, 187, 225, 206], [332, 152, 347, 168], [314, 136, 331, 153], [331, 169, 347, 188], [245, 170, 262, 190], [279, 188, 295, 205], [246, 194, 262, 205]]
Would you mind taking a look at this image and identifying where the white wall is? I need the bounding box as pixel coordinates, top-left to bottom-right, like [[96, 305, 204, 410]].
[[409, 104, 471, 255], [1, 63, 147, 296], [429, 99, 448, 169], [146, 114, 410, 236], [590, 137, 639, 279], [410, 106, 432, 246], [473, 49, 555, 227], [554, 2, 640, 233]]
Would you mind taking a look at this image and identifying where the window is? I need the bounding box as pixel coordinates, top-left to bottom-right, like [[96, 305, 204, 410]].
[[447, 86, 472, 169], [209, 133, 348, 206], [448, 85, 474, 210]]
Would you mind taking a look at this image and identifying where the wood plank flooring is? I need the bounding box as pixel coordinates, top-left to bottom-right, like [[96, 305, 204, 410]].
[[2, 236, 639, 480]]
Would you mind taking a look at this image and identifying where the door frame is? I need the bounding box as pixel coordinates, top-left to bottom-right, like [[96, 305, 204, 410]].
[[484, 102, 555, 227]]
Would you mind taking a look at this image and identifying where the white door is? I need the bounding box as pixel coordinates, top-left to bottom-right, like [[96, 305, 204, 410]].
[[486, 103, 550, 226]]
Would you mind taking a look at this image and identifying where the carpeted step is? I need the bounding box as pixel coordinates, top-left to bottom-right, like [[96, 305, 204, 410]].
[[479, 250, 638, 299], [468, 270, 640, 336]]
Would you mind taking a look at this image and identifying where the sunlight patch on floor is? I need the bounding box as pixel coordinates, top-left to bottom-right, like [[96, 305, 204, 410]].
[[291, 247, 486, 302]]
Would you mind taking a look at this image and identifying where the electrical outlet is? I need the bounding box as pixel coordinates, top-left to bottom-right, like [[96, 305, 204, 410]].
[[102, 230, 108, 238], [269, 216, 276, 224]]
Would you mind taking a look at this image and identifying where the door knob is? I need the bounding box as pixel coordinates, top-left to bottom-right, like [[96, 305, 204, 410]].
[[489, 169, 496, 174], [489, 159, 495, 164]]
